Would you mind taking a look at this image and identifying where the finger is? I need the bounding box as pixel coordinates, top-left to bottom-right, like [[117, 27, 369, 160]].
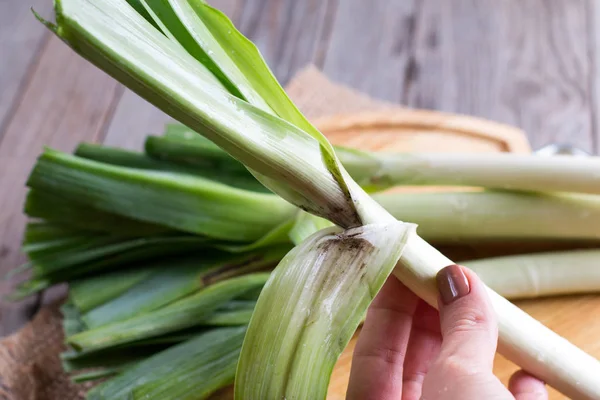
[[347, 276, 420, 400], [509, 370, 548, 400], [402, 301, 442, 400], [436, 264, 498, 369]]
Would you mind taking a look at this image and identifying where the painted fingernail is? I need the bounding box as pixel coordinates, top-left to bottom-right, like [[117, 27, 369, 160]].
[[436, 264, 470, 305]]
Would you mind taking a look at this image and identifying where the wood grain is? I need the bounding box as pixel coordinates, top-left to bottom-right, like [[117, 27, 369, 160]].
[[237, 0, 337, 84], [587, 0, 600, 155], [322, 0, 420, 103], [0, 0, 52, 135], [315, 109, 531, 153], [101, 88, 171, 150], [0, 36, 122, 335], [403, 0, 595, 152]]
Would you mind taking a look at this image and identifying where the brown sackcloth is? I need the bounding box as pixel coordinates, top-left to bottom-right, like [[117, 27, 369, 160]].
[[0, 66, 399, 400]]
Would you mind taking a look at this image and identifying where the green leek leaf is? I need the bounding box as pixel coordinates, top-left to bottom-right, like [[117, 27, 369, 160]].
[[61, 302, 88, 336], [27, 149, 295, 241], [82, 248, 283, 328], [70, 268, 155, 313], [235, 222, 415, 399], [76, 142, 268, 192], [25, 190, 169, 236], [67, 273, 269, 352], [87, 326, 246, 400]]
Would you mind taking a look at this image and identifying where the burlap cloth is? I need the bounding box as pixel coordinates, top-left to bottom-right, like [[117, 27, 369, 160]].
[[0, 66, 399, 400]]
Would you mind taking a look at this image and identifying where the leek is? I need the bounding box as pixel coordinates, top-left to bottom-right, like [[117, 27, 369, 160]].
[[144, 136, 254, 177], [30, 147, 600, 243], [293, 213, 600, 300], [61, 345, 155, 374], [43, 1, 600, 398], [373, 191, 600, 242], [142, 134, 600, 242], [71, 369, 125, 383], [86, 326, 246, 400], [61, 303, 253, 385], [81, 247, 284, 328], [155, 123, 600, 195], [236, 222, 415, 399], [202, 300, 256, 325], [465, 249, 600, 300], [70, 268, 155, 313], [67, 272, 269, 352], [76, 142, 267, 192], [27, 149, 295, 241], [61, 302, 87, 337], [25, 190, 169, 235], [343, 151, 600, 194], [24, 228, 213, 280]]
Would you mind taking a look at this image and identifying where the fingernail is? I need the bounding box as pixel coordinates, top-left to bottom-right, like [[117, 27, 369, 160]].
[[436, 264, 470, 305]]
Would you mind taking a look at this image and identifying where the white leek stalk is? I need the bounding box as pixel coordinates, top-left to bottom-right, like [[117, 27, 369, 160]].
[[156, 124, 600, 195], [373, 191, 600, 242], [47, 1, 600, 398], [464, 249, 600, 300], [339, 149, 600, 194]]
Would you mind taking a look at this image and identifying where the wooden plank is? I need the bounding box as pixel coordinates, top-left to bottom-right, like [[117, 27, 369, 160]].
[[0, 1, 53, 135], [101, 89, 173, 150], [0, 0, 53, 340], [237, 0, 337, 84], [0, 35, 122, 336], [587, 0, 600, 154], [321, 0, 419, 103], [403, 0, 594, 152], [211, 0, 245, 22], [102, 0, 245, 150]]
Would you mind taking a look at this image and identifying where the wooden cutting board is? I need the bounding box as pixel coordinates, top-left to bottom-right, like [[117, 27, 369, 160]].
[[311, 109, 600, 400]]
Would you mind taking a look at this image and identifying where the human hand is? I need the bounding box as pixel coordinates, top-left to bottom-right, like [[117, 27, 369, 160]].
[[347, 264, 548, 400]]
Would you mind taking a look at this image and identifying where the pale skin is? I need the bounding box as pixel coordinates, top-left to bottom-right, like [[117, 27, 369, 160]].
[[347, 265, 549, 400]]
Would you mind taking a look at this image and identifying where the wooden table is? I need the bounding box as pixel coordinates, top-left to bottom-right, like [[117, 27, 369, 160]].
[[0, 0, 598, 348]]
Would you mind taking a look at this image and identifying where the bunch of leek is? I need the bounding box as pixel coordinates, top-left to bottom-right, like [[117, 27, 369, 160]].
[[61, 270, 261, 398], [17, 136, 600, 300], [21, 0, 600, 398], [16, 199, 600, 399], [18, 198, 600, 399], [11, 124, 600, 399], [39, 246, 600, 399], [16, 120, 600, 296]]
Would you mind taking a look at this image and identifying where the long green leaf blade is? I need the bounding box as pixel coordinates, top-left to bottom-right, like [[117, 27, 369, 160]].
[[77, 142, 268, 192], [27, 233, 212, 279], [70, 268, 155, 312], [235, 222, 415, 399], [26, 190, 169, 235], [82, 248, 283, 328], [61, 302, 88, 336], [27, 149, 295, 241], [87, 326, 246, 400], [67, 273, 269, 352]]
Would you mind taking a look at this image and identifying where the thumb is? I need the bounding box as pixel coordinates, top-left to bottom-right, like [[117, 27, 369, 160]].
[[436, 264, 498, 369]]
